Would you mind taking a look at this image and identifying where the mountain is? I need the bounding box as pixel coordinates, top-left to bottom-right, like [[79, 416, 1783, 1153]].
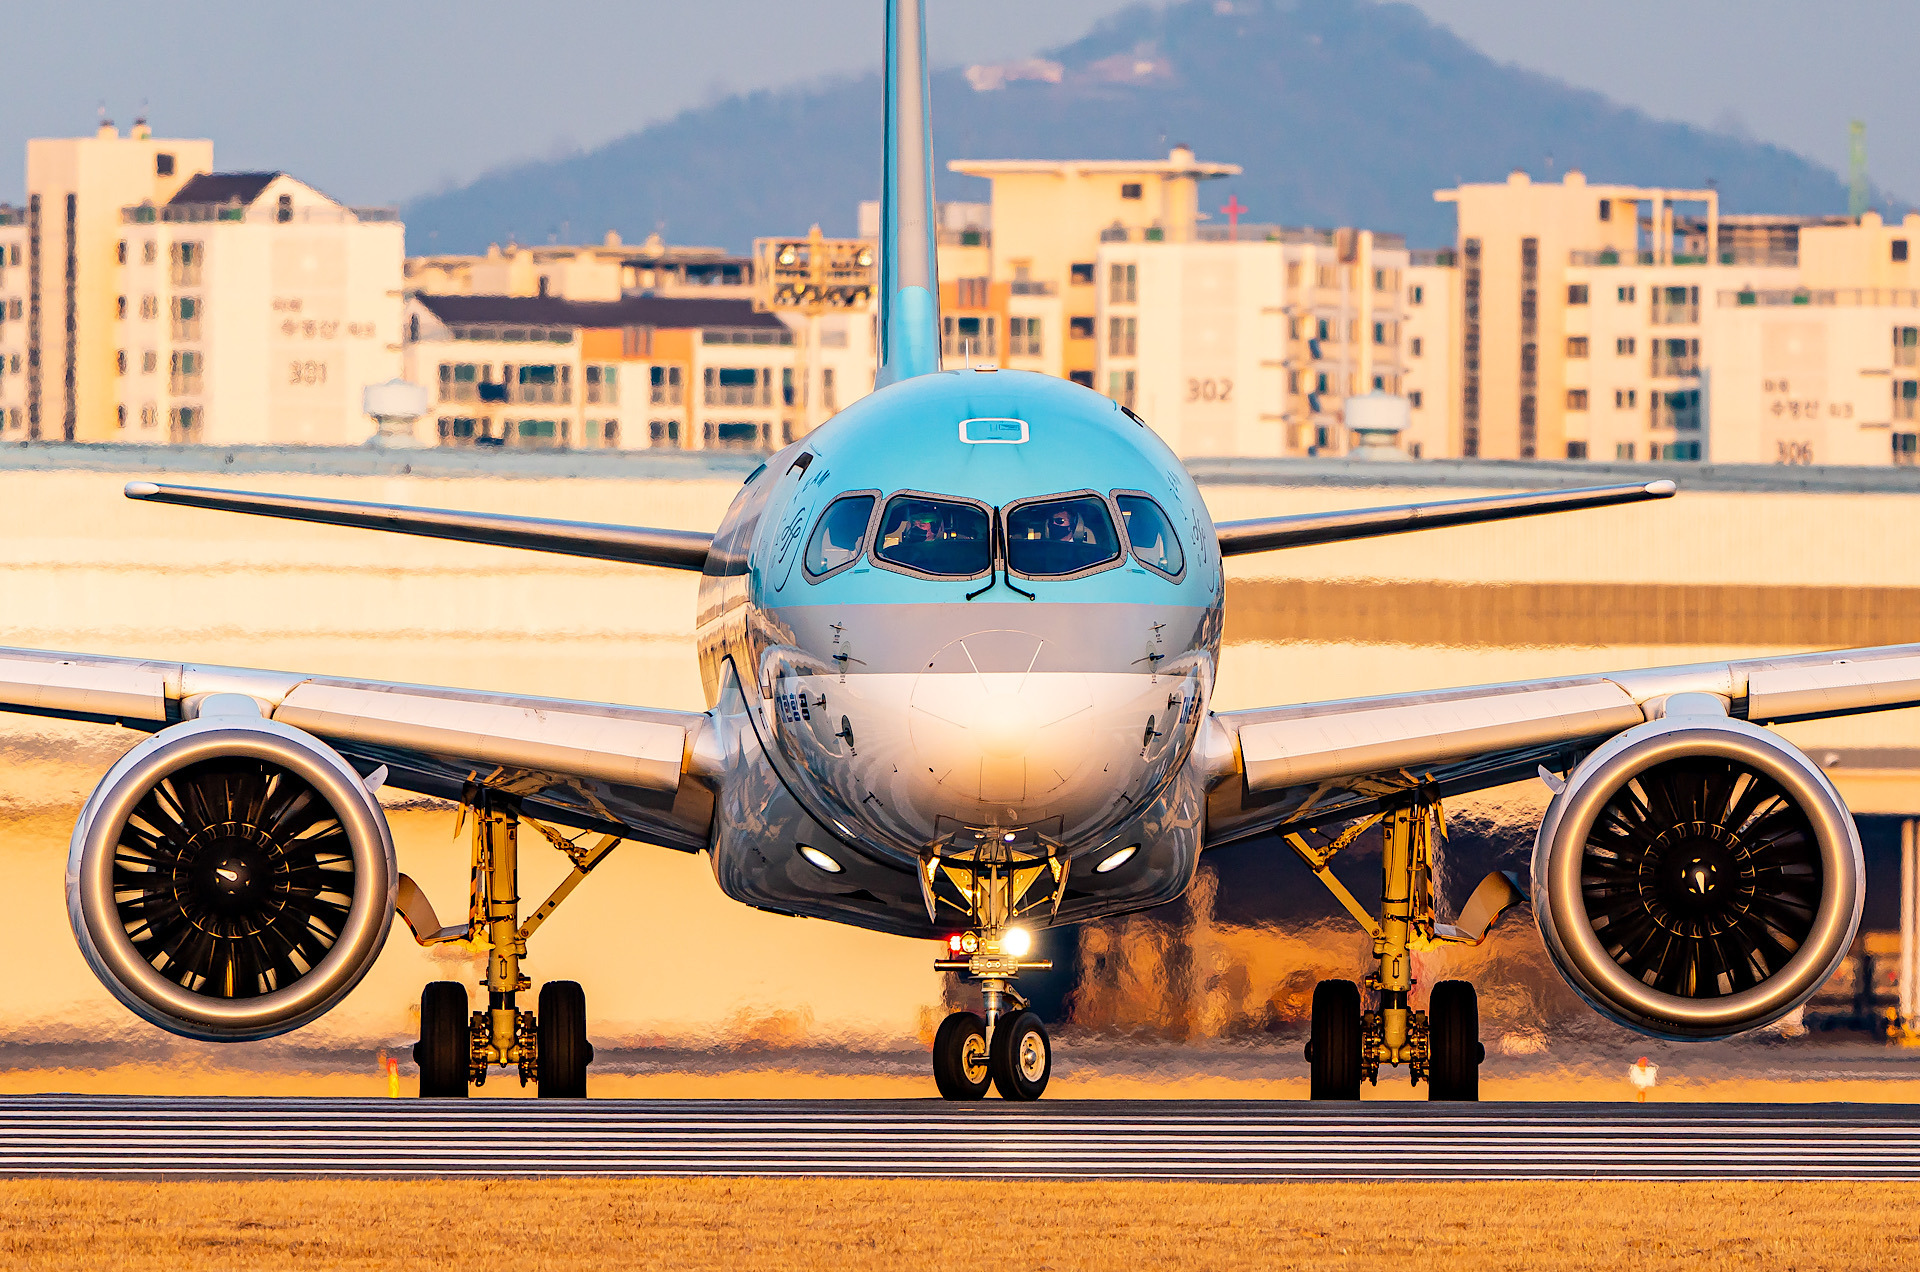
[[402, 0, 1866, 255]]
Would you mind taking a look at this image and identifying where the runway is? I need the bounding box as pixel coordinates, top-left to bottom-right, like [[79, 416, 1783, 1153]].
[[3, 1096, 1920, 1179]]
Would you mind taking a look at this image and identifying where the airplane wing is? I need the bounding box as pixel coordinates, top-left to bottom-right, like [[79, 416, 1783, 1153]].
[[0, 645, 715, 849], [1202, 641, 1920, 847]]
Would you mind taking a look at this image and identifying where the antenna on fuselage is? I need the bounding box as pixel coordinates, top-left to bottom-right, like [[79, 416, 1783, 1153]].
[[874, 0, 941, 389]]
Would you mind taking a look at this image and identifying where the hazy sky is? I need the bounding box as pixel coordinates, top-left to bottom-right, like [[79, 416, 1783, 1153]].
[[1, 1, 1911, 208]]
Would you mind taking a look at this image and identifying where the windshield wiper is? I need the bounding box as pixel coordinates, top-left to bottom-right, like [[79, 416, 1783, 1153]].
[[966, 510, 1034, 601]]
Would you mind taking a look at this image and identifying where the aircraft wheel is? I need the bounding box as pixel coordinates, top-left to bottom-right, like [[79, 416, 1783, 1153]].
[[932, 1011, 991, 1100], [1307, 979, 1362, 1100], [1428, 980, 1482, 1101], [538, 980, 592, 1099], [415, 980, 470, 1098], [989, 1010, 1052, 1101]]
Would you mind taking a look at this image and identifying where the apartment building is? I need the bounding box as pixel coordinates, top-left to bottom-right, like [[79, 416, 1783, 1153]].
[[405, 292, 874, 450], [1092, 227, 1411, 456], [1402, 249, 1459, 458], [0, 124, 402, 446], [406, 233, 753, 301], [1427, 171, 1920, 465], [945, 149, 1240, 389]]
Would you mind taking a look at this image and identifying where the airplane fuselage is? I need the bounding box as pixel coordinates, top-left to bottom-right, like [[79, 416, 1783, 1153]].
[[693, 369, 1225, 937]]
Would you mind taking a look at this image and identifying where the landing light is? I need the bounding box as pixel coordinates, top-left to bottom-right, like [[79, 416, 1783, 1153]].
[[960, 931, 980, 954], [797, 844, 843, 874], [1095, 845, 1138, 874], [1003, 927, 1033, 958]]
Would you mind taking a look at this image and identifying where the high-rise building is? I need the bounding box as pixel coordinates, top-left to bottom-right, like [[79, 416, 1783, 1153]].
[[0, 124, 402, 446]]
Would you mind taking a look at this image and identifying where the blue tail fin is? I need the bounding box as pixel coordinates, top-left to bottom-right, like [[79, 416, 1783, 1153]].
[[874, 0, 941, 388]]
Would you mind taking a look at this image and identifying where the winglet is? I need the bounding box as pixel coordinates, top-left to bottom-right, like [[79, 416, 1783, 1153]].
[[874, 0, 941, 388]]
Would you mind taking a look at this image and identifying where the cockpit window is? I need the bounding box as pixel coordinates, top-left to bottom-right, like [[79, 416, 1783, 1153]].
[[1115, 493, 1185, 578], [803, 494, 875, 578], [1005, 494, 1121, 578], [873, 494, 992, 578]]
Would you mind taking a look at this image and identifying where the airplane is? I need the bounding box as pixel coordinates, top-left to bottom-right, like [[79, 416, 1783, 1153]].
[[2, 0, 1901, 1103]]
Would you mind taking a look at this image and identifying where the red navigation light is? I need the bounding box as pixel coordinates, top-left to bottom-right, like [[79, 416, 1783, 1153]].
[[947, 934, 964, 954]]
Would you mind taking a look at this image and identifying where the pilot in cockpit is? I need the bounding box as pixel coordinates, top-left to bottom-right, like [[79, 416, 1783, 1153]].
[[1044, 505, 1096, 544]]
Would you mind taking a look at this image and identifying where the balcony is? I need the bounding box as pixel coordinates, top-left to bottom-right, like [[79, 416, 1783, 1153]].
[[511, 382, 571, 405], [1722, 288, 1920, 308], [1008, 279, 1056, 296], [1651, 288, 1700, 325], [1651, 389, 1701, 432]]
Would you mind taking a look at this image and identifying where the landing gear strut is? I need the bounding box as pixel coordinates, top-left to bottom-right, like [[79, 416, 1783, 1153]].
[[1288, 797, 1515, 1101], [399, 789, 614, 1098], [926, 840, 1060, 1100]]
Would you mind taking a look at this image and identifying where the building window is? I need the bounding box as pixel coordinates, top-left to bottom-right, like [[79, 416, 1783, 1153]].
[[139, 295, 157, 320], [1895, 432, 1917, 465], [942, 313, 999, 357], [1109, 262, 1137, 303], [1567, 284, 1589, 305], [1615, 388, 1637, 409], [1410, 336, 1422, 357], [1287, 262, 1301, 289], [168, 405, 201, 443], [822, 368, 837, 412], [1896, 240, 1910, 263], [115, 349, 126, 375], [1567, 441, 1590, 459], [705, 420, 767, 451], [1069, 263, 1095, 286], [1617, 336, 1637, 355], [1567, 336, 1589, 358], [276, 194, 293, 224], [140, 403, 158, 429], [1410, 284, 1424, 305], [169, 349, 203, 394], [649, 365, 684, 405], [1316, 317, 1331, 341], [1107, 316, 1136, 356], [1408, 390, 1423, 408], [141, 350, 157, 374], [1652, 285, 1700, 325], [1120, 182, 1142, 200], [1108, 370, 1136, 408], [170, 295, 200, 342], [1617, 285, 1636, 303], [514, 363, 572, 404], [1895, 379, 1919, 421], [116, 295, 127, 320], [1069, 370, 1094, 387], [142, 240, 156, 264], [705, 366, 768, 407], [155, 153, 174, 176], [1068, 315, 1096, 340], [116, 240, 127, 264], [1008, 316, 1042, 357], [169, 241, 203, 287], [649, 420, 681, 447], [585, 364, 618, 405], [1616, 442, 1635, 460], [116, 404, 127, 428], [1373, 321, 1388, 344], [1897, 327, 1920, 367], [1567, 389, 1589, 410], [1598, 199, 1611, 222]]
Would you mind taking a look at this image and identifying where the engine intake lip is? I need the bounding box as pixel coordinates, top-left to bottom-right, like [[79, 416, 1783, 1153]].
[[67, 718, 396, 1042], [1536, 716, 1862, 1039]]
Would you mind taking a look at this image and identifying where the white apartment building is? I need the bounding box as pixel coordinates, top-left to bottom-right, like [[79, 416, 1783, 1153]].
[[0, 124, 402, 446], [1094, 227, 1410, 456], [116, 172, 403, 443]]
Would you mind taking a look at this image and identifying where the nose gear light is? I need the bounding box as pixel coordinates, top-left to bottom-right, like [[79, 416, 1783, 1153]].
[[1095, 845, 1138, 873]]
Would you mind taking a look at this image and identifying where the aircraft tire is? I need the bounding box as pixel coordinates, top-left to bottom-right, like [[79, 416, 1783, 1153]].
[[538, 980, 592, 1099], [415, 981, 470, 1098], [1427, 980, 1481, 1101], [1307, 979, 1362, 1100], [932, 1011, 991, 1100], [989, 1010, 1052, 1101]]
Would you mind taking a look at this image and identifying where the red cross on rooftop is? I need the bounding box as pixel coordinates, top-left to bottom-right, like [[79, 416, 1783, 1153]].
[[1220, 195, 1248, 240]]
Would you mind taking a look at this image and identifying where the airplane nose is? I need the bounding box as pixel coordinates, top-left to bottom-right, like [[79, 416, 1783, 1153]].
[[909, 630, 1092, 805]]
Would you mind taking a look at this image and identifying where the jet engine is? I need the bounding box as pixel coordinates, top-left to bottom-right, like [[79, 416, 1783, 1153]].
[[67, 702, 397, 1041], [1533, 701, 1862, 1039]]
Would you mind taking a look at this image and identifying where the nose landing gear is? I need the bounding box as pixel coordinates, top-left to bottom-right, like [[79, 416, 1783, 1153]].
[[1288, 798, 1517, 1101], [926, 844, 1059, 1100]]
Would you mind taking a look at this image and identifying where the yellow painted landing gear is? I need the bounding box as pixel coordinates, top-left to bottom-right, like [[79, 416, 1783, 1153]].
[[1289, 798, 1521, 1102], [399, 788, 619, 1098], [925, 841, 1059, 1100]]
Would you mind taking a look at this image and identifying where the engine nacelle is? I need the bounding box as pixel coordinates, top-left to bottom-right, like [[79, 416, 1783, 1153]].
[[1533, 707, 1863, 1039], [67, 705, 397, 1041]]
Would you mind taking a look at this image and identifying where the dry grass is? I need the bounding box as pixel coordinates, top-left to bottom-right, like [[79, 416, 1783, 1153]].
[[0, 1178, 1914, 1271]]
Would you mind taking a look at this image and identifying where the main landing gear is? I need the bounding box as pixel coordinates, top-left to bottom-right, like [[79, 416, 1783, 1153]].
[[925, 838, 1061, 1100], [1288, 797, 1520, 1101], [398, 789, 618, 1098]]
